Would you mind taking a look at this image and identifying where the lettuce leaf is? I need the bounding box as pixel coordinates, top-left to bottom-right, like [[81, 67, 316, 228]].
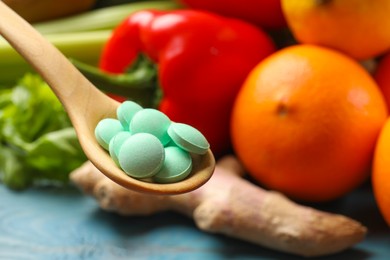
[[0, 74, 87, 189]]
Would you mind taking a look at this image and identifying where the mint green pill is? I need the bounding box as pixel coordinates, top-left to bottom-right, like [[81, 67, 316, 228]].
[[130, 108, 171, 146], [168, 123, 210, 155], [153, 146, 192, 184], [109, 131, 132, 165], [118, 133, 165, 179], [95, 118, 124, 150], [117, 100, 143, 130]]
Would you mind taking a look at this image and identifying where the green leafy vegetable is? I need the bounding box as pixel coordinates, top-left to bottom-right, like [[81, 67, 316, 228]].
[[0, 74, 87, 189]]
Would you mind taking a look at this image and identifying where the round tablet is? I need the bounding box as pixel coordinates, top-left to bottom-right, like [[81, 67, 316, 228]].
[[118, 133, 165, 179], [153, 146, 192, 183], [95, 118, 124, 150], [109, 131, 132, 165], [167, 122, 209, 155], [116, 100, 143, 130], [130, 108, 172, 145]]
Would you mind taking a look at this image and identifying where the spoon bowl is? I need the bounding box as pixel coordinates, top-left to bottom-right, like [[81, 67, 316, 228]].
[[0, 1, 215, 194]]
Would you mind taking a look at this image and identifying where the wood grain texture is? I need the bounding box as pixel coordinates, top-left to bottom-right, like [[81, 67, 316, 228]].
[[0, 184, 389, 259]]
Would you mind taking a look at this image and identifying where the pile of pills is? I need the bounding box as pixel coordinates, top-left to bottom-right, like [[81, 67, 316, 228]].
[[95, 101, 210, 183]]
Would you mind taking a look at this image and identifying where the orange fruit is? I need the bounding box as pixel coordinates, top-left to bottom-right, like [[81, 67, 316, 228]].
[[281, 0, 390, 60], [231, 44, 388, 202], [374, 52, 390, 109], [373, 118, 390, 227]]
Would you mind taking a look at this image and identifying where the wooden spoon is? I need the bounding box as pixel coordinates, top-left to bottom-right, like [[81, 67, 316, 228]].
[[0, 1, 215, 195]]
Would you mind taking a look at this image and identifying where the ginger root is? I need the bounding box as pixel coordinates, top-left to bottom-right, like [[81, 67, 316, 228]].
[[70, 155, 367, 257]]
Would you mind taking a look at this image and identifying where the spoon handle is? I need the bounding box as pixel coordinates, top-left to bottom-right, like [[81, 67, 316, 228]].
[[0, 1, 106, 118]]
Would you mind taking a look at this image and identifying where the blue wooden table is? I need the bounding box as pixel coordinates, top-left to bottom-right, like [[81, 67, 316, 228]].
[[0, 183, 389, 259]]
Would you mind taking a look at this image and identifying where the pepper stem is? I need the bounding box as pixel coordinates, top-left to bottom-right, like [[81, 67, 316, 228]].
[[71, 54, 159, 108]]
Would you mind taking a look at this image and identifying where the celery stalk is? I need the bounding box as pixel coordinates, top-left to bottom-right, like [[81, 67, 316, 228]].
[[0, 30, 111, 85], [33, 1, 179, 34]]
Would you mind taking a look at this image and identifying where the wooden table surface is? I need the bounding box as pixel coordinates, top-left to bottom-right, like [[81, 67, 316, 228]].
[[0, 183, 389, 259]]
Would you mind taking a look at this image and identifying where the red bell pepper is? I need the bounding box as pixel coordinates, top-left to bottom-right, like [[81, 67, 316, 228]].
[[99, 9, 275, 157], [178, 0, 287, 29]]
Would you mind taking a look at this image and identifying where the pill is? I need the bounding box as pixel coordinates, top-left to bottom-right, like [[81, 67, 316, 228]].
[[109, 131, 132, 165], [130, 108, 172, 146], [153, 146, 192, 183], [167, 122, 209, 155], [118, 133, 165, 179], [95, 118, 124, 150], [117, 100, 143, 130]]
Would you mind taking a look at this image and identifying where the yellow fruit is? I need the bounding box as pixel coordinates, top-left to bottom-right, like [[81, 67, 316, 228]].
[[3, 0, 95, 23], [281, 0, 390, 60]]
